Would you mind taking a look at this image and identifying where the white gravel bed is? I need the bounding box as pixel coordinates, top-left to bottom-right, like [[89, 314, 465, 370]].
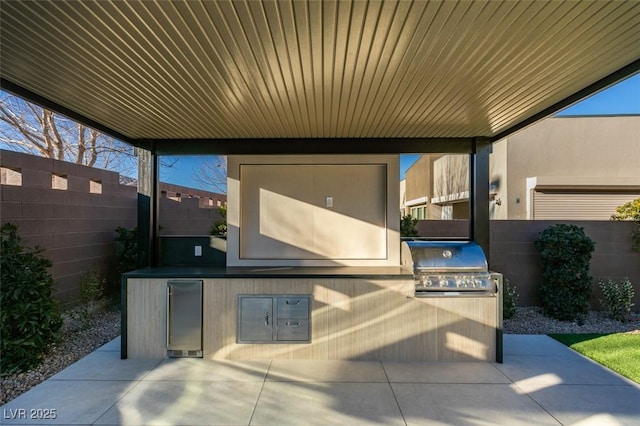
[[505, 306, 640, 335], [0, 308, 120, 405]]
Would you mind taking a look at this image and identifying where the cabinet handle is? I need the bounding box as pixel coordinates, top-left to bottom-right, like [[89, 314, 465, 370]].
[[285, 321, 300, 327], [286, 299, 300, 305], [265, 312, 270, 326]]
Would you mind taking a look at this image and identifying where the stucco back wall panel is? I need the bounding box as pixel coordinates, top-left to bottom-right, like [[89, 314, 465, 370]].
[[240, 164, 387, 260], [228, 155, 400, 267]]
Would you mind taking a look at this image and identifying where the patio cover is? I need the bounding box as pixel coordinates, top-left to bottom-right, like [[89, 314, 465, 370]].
[[1, 0, 639, 155]]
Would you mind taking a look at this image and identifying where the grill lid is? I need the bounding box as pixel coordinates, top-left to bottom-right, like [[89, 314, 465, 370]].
[[402, 241, 488, 274]]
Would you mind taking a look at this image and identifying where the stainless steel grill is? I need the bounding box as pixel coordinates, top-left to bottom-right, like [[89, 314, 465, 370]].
[[401, 241, 497, 297]]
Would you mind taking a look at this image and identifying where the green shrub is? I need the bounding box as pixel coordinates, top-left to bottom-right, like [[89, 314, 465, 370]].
[[0, 223, 62, 375], [210, 204, 227, 236], [115, 226, 138, 275], [599, 278, 635, 322], [401, 215, 419, 237], [503, 279, 518, 320], [534, 224, 595, 321], [70, 270, 106, 328]]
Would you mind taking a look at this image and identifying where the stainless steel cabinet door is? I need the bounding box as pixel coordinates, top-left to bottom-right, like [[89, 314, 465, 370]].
[[238, 297, 273, 342]]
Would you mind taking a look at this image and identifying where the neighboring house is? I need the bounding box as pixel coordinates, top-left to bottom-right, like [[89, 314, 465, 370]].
[[491, 116, 640, 220], [403, 154, 470, 220], [403, 116, 640, 220], [403, 155, 439, 219]]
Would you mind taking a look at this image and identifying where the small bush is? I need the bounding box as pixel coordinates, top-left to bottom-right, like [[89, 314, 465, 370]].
[[70, 270, 106, 328], [401, 215, 419, 237], [210, 204, 227, 236], [115, 226, 138, 275], [0, 223, 62, 375], [599, 278, 635, 322], [503, 279, 518, 320], [534, 224, 595, 321]]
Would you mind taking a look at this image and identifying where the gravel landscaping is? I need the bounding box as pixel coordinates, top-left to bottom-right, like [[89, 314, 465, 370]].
[[504, 306, 640, 335], [1, 307, 121, 405], [1, 306, 638, 405]]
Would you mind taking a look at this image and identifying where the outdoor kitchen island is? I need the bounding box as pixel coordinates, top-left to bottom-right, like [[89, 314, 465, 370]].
[[122, 265, 501, 362], [122, 155, 501, 363]]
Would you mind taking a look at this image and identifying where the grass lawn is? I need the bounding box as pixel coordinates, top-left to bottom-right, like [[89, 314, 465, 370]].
[[549, 333, 640, 384]]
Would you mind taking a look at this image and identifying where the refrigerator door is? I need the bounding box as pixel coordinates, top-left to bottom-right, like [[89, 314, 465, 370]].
[[167, 280, 202, 356]]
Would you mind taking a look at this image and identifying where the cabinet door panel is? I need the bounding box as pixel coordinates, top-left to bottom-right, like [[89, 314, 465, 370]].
[[238, 297, 273, 342]]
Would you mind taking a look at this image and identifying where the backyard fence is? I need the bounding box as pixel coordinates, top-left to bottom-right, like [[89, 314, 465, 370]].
[[1, 150, 224, 302]]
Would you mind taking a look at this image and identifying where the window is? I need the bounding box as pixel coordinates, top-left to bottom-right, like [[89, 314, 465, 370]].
[[411, 206, 427, 220], [89, 179, 102, 194], [51, 173, 67, 190], [0, 167, 22, 186]]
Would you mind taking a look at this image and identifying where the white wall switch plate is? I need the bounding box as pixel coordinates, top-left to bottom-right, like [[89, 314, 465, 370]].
[[194, 245, 202, 256], [325, 196, 333, 207]]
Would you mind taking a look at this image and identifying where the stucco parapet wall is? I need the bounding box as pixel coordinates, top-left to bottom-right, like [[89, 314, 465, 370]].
[[527, 176, 640, 191], [405, 196, 428, 207], [431, 191, 470, 204]]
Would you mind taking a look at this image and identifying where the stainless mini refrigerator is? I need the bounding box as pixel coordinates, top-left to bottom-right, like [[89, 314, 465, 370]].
[[167, 280, 203, 357]]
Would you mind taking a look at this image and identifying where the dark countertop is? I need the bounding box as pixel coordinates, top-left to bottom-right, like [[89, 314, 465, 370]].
[[124, 266, 413, 280]]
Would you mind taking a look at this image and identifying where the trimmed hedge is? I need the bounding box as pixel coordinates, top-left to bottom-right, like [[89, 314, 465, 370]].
[[534, 224, 595, 321]]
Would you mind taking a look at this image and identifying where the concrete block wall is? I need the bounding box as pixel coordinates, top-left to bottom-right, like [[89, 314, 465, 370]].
[[490, 220, 639, 309], [416, 219, 640, 309], [1, 150, 137, 302], [1, 150, 225, 303]]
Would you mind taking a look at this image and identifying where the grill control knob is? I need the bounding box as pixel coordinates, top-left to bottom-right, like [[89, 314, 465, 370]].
[[442, 250, 453, 259]]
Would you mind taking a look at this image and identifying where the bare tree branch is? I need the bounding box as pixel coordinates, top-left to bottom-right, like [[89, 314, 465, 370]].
[[0, 92, 136, 175], [193, 156, 227, 194], [87, 128, 99, 167]]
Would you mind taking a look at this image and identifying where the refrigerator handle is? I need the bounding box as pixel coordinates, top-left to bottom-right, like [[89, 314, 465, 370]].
[[167, 287, 172, 347]]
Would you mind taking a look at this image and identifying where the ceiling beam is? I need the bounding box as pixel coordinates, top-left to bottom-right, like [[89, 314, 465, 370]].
[[144, 137, 475, 156], [490, 59, 640, 142]]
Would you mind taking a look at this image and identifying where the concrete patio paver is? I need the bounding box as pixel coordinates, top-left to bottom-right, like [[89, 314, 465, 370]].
[[266, 359, 388, 382], [1, 335, 639, 425], [94, 381, 263, 426], [382, 361, 510, 384], [392, 383, 560, 426], [252, 381, 405, 426]]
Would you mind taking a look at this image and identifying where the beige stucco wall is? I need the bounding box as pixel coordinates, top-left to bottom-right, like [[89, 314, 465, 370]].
[[489, 135, 508, 220], [493, 116, 640, 219], [404, 154, 443, 219], [227, 155, 400, 267]]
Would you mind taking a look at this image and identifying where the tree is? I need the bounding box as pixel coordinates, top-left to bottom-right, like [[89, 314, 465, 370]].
[[0, 91, 136, 175], [400, 215, 419, 237], [193, 155, 227, 194], [611, 197, 640, 252]]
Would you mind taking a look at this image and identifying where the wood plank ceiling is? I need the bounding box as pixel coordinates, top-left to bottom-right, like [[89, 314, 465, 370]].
[[1, 0, 640, 147]]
